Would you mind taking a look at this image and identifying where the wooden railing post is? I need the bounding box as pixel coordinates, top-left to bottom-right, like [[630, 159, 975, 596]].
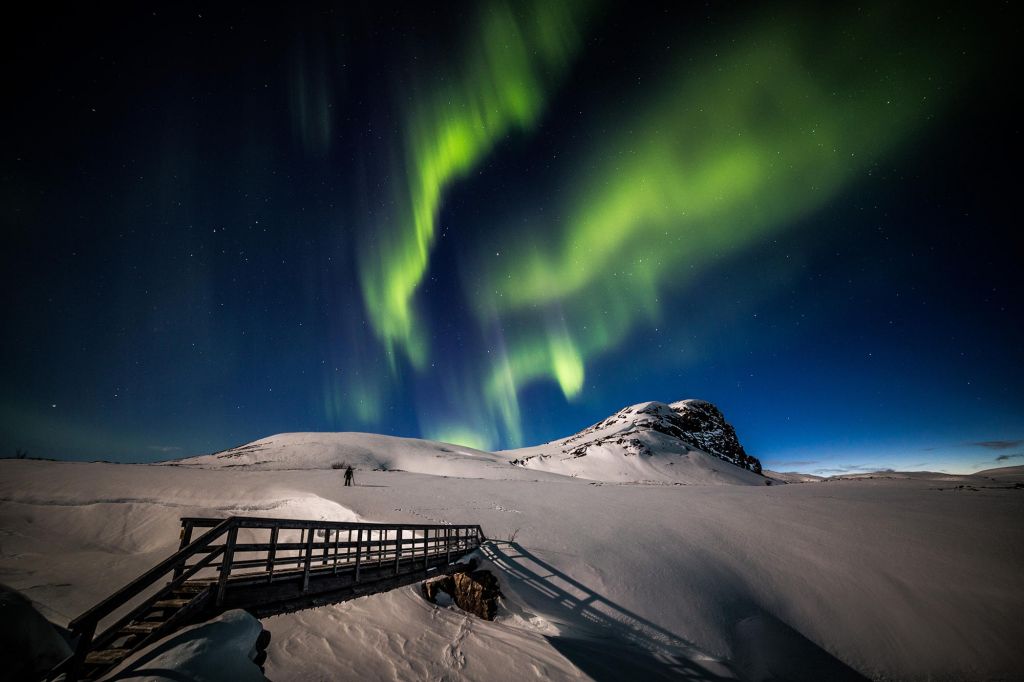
[[172, 521, 194, 579], [302, 528, 315, 592], [394, 527, 403, 575], [64, 620, 96, 682], [266, 527, 279, 583], [333, 529, 341, 574], [354, 528, 363, 583], [215, 525, 238, 607], [446, 527, 452, 564], [322, 529, 331, 566]]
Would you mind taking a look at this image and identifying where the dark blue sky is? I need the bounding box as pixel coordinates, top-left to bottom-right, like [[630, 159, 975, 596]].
[[2, 2, 1020, 474]]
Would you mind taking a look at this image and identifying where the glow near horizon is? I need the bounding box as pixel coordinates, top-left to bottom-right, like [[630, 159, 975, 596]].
[[761, 445, 1013, 477]]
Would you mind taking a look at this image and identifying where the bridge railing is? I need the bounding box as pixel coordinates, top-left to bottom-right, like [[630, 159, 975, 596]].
[[177, 516, 486, 604], [53, 516, 485, 681]]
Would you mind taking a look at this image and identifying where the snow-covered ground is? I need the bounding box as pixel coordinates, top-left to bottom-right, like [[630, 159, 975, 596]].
[[1, 407, 1022, 680]]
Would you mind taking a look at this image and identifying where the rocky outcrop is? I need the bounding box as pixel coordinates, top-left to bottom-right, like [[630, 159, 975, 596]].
[[423, 561, 502, 620], [510, 399, 763, 476], [668, 400, 761, 473]]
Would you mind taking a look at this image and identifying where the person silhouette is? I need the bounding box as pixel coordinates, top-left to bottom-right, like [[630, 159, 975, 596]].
[[344, 465, 354, 487]]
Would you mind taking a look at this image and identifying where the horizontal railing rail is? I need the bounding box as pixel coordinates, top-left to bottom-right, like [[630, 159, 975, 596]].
[[181, 516, 487, 532], [53, 515, 486, 681]]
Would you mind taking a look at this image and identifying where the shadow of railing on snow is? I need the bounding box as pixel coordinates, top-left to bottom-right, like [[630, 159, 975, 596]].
[[481, 542, 737, 681]]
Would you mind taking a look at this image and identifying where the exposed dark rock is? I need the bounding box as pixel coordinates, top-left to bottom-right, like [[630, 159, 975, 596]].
[[668, 400, 761, 473], [511, 398, 762, 476], [423, 562, 502, 620], [540, 399, 762, 475]]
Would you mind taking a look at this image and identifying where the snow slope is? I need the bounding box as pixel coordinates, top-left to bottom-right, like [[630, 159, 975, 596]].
[[501, 400, 766, 485], [763, 470, 824, 483], [2, 458, 1022, 681], [165, 431, 566, 481], [974, 464, 1024, 482]]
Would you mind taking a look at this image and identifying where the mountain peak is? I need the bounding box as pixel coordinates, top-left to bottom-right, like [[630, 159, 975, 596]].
[[667, 400, 757, 471], [505, 398, 763, 484]]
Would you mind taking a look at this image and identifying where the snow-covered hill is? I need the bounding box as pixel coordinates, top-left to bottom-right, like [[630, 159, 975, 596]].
[[164, 432, 558, 481], [501, 400, 766, 485], [170, 399, 766, 486]]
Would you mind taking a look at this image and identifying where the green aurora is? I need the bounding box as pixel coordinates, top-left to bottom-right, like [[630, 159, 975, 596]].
[[4, 1, 1017, 470], [333, 2, 980, 450], [468, 10, 965, 447], [356, 0, 591, 371]]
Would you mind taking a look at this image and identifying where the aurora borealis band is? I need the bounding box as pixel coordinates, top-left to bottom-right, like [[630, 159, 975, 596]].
[[2, 2, 1021, 474]]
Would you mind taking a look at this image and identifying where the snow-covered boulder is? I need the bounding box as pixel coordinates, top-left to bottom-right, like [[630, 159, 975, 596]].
[[0, 583, 71, 682], [102, 609, 267, 681]]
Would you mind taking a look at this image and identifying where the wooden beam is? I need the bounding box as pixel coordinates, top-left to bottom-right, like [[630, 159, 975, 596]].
[[302, 529, 315, 592], [215, 526, 238, 607], [354, 528, 363, 583], [394, 527, 403, 576]]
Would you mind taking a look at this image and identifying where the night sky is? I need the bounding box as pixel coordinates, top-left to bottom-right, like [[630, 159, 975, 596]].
[[3, 2, 1021, 474]]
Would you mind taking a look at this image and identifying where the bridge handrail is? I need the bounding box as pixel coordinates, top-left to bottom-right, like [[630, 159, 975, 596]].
[[68, 517, 234, 630], [181, 515, 487, 536], [70, 518, 483, 630], [56, 515, 486, 681]]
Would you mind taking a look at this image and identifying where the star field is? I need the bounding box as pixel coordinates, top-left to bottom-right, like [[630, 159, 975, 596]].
[[1, 1, 1020, 474]]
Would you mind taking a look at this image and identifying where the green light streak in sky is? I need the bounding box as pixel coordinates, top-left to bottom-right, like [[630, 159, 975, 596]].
[[422, 423, 495, 452], [467, 7, 970, 445], [323, 374, 383, 426], [359, 0, 589, 368]]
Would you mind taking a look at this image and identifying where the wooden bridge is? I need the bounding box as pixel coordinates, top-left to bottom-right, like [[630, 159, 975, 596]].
[[48, 516, 486, 681]]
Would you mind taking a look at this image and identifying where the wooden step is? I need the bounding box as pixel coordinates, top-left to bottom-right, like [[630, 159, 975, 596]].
[[85, 648, 131, 665], [186, 577, 218, 585], [120, 621, 164, 635], [152, 598, 191, 609], [177, 581, 208, 593]]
